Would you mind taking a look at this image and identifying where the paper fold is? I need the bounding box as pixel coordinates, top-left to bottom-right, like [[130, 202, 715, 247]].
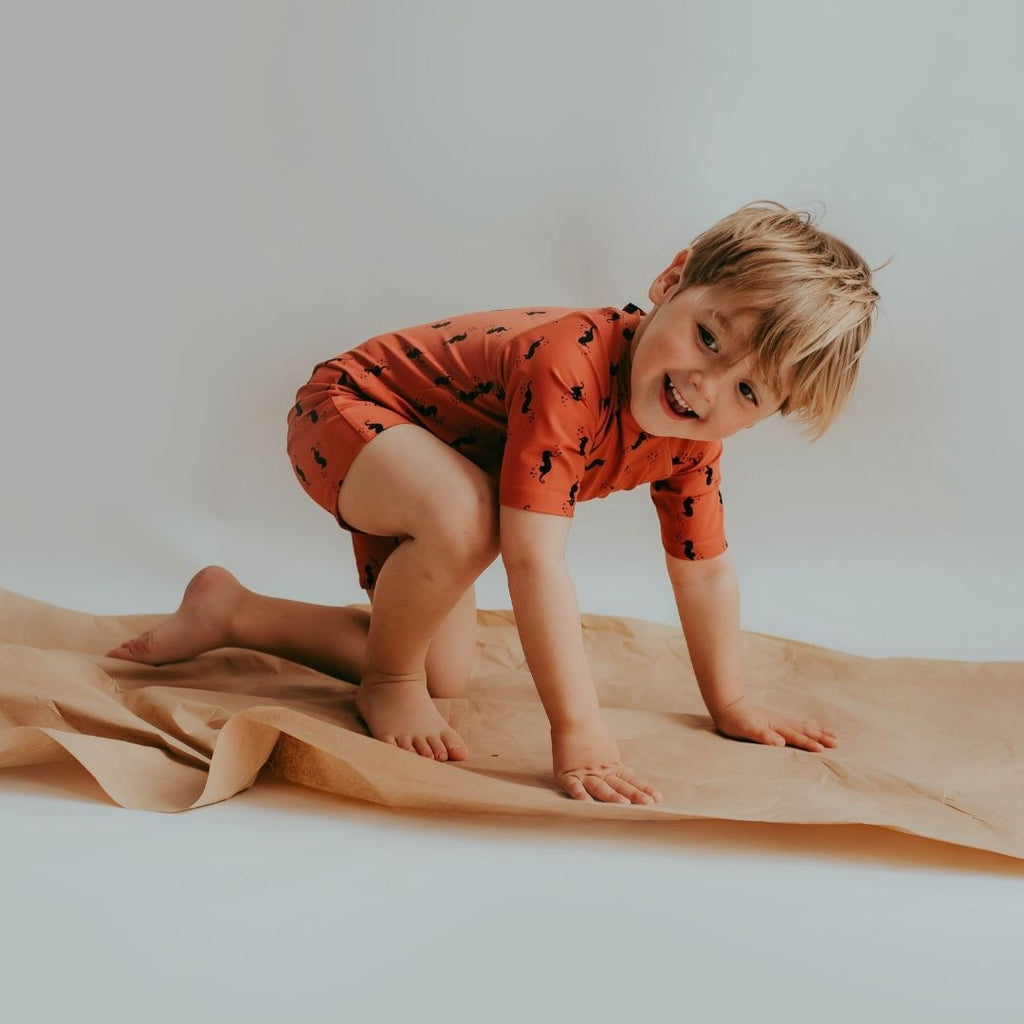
[[2, 588, 1021, 859]]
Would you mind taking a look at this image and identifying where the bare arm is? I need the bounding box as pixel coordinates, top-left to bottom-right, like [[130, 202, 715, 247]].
[[501, 505, 661, 803], [665, 550, 746, 718], [666, 549, 839, 750], [500, 506, 601, 728]]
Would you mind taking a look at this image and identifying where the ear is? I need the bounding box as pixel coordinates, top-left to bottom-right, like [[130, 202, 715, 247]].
[[648, 248, 692, 305]]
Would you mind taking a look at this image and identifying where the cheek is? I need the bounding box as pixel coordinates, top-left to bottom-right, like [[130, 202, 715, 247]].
[[639, 332, 682, 368], [715, 401, 759, 432]]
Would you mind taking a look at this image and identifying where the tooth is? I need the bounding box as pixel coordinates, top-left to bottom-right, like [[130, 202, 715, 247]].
[[666, 377, 694, 414]]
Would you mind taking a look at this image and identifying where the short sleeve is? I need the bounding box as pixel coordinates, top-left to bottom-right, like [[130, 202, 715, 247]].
[[499, 313, 607, 517], [651, 441, 728, 560]]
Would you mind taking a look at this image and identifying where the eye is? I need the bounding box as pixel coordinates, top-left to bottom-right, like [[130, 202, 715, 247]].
[[739, 382, 759, 406], [698, 324, 719, 352]]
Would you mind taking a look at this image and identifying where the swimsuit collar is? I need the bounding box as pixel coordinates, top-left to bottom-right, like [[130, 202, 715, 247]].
[[614, 301, 646, 432]]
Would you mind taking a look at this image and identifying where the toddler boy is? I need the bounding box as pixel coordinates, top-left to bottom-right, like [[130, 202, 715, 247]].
[[109, 200, 880, 806]]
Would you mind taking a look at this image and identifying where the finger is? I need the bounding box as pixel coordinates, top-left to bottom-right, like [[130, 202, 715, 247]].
[[797, 718, 839, 743], [777, 718, 839, 749], [560, 775, 594, 802], [603, 774, 657, 805], [795, 735, 826, 752], [798, 719, 840, 748], [777, 726, 827, 752], [582, 774, 631, 805], [800, 718, 834, 733], [612, 766, 662, 802]]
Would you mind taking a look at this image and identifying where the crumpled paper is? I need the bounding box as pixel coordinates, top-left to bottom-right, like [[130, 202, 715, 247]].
[[1, 587, 1021, 859]]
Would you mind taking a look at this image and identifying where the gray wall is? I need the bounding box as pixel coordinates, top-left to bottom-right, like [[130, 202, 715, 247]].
[[4, 0, 1021, 659]]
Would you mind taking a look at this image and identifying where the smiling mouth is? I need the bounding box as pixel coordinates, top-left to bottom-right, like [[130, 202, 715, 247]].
[[664, 375, 699, 418]]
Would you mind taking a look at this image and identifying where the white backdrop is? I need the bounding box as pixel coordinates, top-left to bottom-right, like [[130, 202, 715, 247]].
[[2, 4, 1023, 1021], [2, 0, 1022, 660]]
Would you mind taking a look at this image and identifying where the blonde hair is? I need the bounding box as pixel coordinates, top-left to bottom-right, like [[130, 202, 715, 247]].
[[675, 200, 887, 440]]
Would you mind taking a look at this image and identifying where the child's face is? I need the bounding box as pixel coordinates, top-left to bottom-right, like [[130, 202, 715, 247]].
[[628, 249, 786, 441]]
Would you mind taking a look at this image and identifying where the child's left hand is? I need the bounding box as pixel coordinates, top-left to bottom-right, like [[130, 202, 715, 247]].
[[712, 696, 838, 752]]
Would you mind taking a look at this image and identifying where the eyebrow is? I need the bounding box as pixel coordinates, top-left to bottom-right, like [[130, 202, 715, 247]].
[[710, 308, 735, 341]]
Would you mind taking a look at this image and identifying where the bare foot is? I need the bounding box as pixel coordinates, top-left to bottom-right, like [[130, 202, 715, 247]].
[[356, 670, 469, 762], [105, 565, 246, 665]]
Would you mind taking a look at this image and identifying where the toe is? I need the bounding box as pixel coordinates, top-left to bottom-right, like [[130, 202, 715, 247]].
[[126, 634, 152, 658], [426, 737, 448, 761], [441, 729, 468, 761], [411, 737, 435, 759]]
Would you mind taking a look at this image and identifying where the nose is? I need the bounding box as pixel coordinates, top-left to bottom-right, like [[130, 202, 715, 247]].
[[688, 369, 720, 408]]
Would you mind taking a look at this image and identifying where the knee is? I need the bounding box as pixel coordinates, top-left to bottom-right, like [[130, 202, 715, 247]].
[[425, 474, 500, 569]]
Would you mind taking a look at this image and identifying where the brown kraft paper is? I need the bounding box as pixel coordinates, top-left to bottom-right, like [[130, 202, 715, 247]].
[[1, 587, 1021, 860]]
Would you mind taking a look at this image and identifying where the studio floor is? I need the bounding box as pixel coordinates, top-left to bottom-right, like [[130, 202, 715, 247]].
[[3, 756, 1021, 1023]]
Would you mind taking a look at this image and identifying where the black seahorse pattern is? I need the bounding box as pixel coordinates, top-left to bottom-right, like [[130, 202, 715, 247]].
[[287, 301, 726, 573]]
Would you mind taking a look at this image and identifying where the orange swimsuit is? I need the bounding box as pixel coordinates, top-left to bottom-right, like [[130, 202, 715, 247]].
[[286, 301, 727, 590]]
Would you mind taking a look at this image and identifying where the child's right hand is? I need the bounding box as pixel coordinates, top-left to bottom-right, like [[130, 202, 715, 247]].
[[551, 719, 662, 805]]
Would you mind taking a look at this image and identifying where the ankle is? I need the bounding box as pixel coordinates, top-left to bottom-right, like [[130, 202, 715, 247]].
[[360, 667, 427, 688], [220, 589, 255, 649]]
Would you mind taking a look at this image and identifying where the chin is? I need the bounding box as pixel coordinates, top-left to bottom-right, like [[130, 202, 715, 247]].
[[627, 399, 660, 436]]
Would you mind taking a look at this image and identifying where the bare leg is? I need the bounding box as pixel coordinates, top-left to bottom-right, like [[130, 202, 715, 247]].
[[423, 583, 478, 698], [336, 425, 500, 762], [109, 426, 497, 762], [106, 566, 479, 699]]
